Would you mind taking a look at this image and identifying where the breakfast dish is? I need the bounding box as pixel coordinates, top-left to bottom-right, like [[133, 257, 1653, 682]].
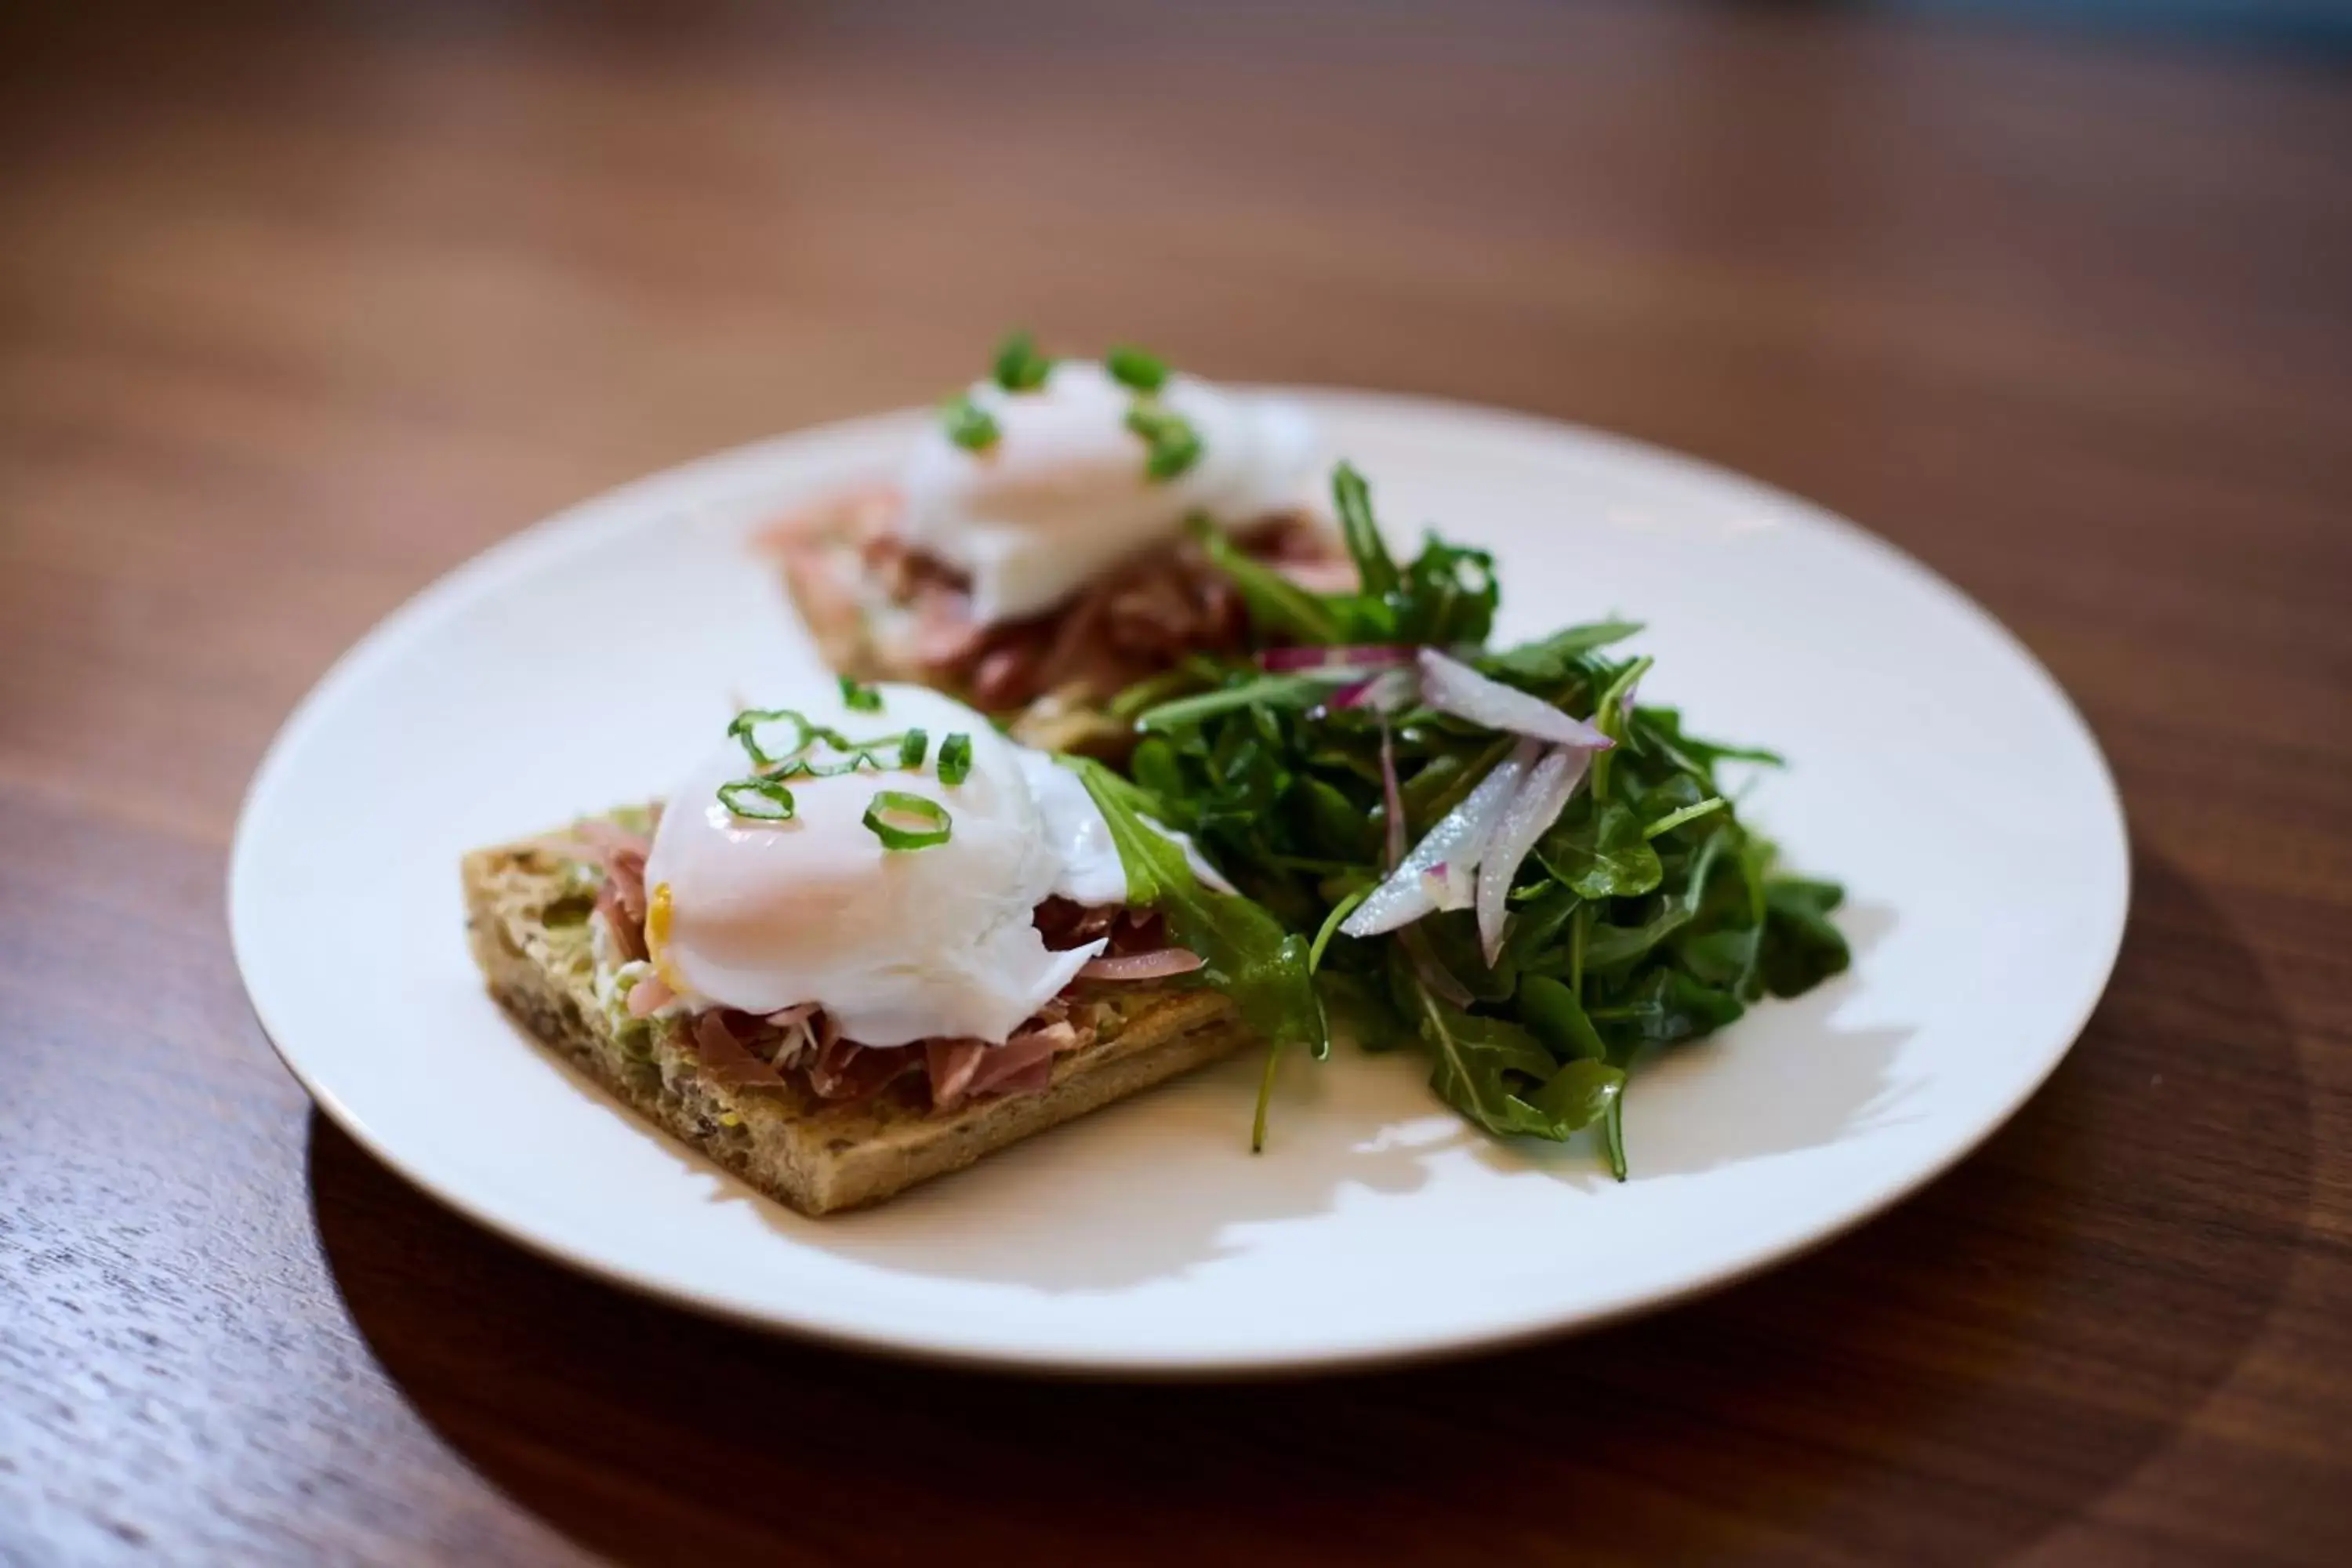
[[768, 335, 1348, 752], [462, 679, 1316, 1214], [233, 390, 2127, 1369]]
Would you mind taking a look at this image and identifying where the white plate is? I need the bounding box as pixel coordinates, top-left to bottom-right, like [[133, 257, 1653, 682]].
[[230, 392, 2128, 1374]]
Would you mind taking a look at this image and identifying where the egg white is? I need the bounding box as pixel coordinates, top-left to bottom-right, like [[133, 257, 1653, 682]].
[[897, 359, 1316, 624], [643, 683, 1121, 1046]]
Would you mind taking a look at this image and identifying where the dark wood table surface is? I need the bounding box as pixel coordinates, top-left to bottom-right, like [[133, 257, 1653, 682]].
[[5, 2, 2349, 1562]]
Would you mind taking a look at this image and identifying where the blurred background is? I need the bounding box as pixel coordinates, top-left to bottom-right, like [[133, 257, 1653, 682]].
[[5, 0, 2347, 830]]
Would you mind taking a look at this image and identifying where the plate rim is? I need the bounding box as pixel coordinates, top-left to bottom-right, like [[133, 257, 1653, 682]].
[[229, 388, 2132, 1376]]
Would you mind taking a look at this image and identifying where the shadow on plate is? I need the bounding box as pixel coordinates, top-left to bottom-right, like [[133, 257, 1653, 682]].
[[309, 853, 2312, 1565]]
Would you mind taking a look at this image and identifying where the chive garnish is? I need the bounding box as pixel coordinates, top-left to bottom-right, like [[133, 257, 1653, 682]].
[[1105, 345, 1168, 393], [899, 728, 928, 768], [938, 731, 974, 786], [727, 708, 813, 768], [795, 747, 891, 778], [1123, 404, 1201, 482], [717, 777, 797, 821], [940, 394, 1000, 452], [993, 329, 1053, 392], [840, 674, 883, 712], [863, 790, 952, 850]]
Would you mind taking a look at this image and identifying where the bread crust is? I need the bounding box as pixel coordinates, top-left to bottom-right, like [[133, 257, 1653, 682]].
[[461, 838, 1248, 1215]]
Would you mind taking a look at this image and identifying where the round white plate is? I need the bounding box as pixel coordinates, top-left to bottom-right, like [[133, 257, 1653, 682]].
[[231, 392, 2128, 1374]]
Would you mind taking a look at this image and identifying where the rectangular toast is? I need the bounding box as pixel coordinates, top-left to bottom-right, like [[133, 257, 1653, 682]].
[[462, 835, 1250, 1215]]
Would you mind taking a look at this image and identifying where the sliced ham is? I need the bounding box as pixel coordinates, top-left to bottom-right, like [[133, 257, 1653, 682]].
[[927, 1020, 1086, 1111], [625, 972, 674, 1018], [791, 502, 1350, 714], [604, 847, 649, 927], [595, 880, 648, 963], [1033, 898, 1120, 949], [691, 1011, 789, 1092], [804, 1018, 922, 1103], [923, 1038, 991, 1110]]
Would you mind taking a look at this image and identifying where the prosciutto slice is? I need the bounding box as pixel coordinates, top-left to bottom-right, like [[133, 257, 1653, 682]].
[[692, 1011, 789, 1092]]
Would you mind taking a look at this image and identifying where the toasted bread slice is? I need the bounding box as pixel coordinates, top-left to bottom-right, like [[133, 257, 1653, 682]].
[[770, 492, 1348, 756], [462, 834, 1249, 1215]]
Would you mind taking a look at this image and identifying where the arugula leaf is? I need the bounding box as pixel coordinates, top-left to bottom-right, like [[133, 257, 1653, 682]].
[[1675, 925, 1761, 989], [1062, 756, 1327, 1060], [1526, 1058, 1626, 1134], [1504, 883, 1584, 971], [1539, 802, 1664, 900], [1577, 828, 1733, 973], [1517, 974, 1608, 1061], [1393, 531, 1499, 647], [1188, 518, 1345, 643], [1406, 978, 1559, 1138], [1631, 707, 1786, 781], [1758, 877, 1852, 998], [1330, 462, 1401, 599], [1588, 968, 1746, 1044], [1136, 672, 1328, 731], [1480, 619, 1644, 685]]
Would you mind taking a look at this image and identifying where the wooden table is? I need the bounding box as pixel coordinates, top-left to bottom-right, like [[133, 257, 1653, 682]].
[[5, 2, 2347, 1561]]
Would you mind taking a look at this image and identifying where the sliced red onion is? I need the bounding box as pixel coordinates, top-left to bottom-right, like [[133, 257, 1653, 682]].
[[1334, 666, 1419, 713], [1076, 948, 1207, 982], [1474, 744, 1594, 964], [1341, 738, 1540, 939], [1417, 648, 1615, 750], [1378, 724, 1406, 869], [1418, 862, 1472, 911], [1258, 644, 1415, 673]]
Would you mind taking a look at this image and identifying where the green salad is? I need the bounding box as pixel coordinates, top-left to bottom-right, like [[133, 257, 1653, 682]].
[[1087, 463, 1850, 1176]]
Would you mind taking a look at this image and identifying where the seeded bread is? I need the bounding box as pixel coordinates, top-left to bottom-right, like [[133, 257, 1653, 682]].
[[461, 835, 1249, 1215]]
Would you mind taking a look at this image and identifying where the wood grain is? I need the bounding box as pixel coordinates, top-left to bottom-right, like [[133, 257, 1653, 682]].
[[4, 2, 2349, 1563]]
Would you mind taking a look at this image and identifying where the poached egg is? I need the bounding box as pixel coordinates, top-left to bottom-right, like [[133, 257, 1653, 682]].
[[643, 682, 1181, 1046], [896, 359, 1315, 625]]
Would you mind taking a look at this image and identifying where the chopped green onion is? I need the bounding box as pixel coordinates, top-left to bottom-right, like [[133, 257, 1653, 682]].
[[839, 674, 883, 712], [1642, 796, 1727, 840], [940, 394, 1000, 452], [993, 329, 1053, 392], [938, 731, 974, 786], [1123, 404, 1200, 481], [796, 748, 891, 778], [898, 728, 928, 768], [727, 708, 812, 768], [1105, 344, 1169, 393], [862, 789, 952, 850], [717, 777, 797, 821]]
